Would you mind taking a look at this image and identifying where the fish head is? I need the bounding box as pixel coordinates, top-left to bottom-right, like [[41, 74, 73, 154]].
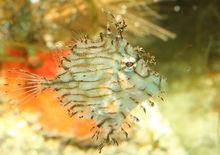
[[113, 38, 163, 98]]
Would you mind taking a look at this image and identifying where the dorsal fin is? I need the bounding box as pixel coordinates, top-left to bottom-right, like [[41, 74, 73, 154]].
[[71, 29, 90, 43], [103, 11, 127, 39]]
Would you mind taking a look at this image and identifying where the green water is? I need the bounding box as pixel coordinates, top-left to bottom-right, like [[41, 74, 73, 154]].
[[0, 0, 219, 155], [147, 1, 220, 155]]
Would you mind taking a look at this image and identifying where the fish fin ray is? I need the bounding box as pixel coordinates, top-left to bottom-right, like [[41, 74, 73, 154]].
[[3, 68, 45, 104]]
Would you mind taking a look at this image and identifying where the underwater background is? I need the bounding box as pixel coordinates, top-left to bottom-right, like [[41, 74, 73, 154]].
[[0, 0, 220, 155]]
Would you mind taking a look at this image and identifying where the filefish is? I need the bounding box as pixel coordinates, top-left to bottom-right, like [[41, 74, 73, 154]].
[[3, 15, 164, 152]]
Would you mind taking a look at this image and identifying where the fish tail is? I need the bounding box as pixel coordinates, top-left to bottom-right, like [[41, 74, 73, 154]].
[[3, 68, 48, 104]]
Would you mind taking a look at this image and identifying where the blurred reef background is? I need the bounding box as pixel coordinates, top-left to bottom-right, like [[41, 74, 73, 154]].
[[0, 0, 220, 155]]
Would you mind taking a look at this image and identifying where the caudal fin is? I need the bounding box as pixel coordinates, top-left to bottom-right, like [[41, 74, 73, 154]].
[[3, 68, 44, 104]]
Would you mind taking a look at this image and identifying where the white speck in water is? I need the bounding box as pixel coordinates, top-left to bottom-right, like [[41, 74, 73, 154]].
[[30, 0, 39, 3], [193, 5, 198, 11], [174, 5, 181, 12], [121, 5, 127, 14], [186, 67, 191, 72], [134, 22, 140, 27], [44, 34, 53, 42]]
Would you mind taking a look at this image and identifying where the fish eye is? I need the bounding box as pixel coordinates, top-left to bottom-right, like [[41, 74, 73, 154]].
[[125, 62, 134, 67], [121, 57, 136, 71]]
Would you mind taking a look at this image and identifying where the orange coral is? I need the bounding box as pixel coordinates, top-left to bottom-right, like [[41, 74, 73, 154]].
[[20, 89, 95, 138], [1, 48, 95, 139]]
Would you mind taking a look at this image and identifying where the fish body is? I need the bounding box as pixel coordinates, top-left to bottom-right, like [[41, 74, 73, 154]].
[[4, 16, 164, 151]]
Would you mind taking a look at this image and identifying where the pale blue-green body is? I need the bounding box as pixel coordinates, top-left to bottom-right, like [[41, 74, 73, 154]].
[[42, 27, 163, 146]]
